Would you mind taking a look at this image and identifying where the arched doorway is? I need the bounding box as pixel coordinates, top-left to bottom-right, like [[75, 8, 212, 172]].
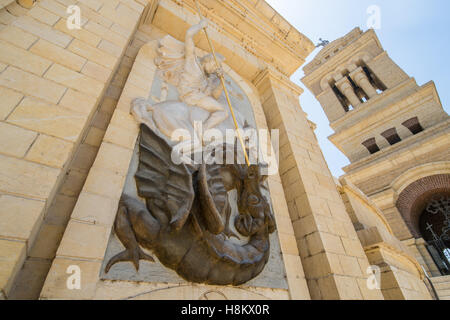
[[396, 174, 450, 275]]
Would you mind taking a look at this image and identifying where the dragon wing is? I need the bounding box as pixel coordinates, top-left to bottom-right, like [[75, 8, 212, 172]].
[[154, 35, 186, 88], [135, 124, 194, 232]]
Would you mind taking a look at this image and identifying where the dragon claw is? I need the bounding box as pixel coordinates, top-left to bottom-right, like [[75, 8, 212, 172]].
[[105, 247, 155, 274]]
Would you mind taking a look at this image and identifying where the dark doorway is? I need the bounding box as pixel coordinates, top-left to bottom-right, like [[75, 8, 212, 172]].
[[419, 194, 450, 275]]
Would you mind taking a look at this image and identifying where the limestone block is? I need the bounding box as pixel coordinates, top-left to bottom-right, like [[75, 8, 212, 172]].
[[68, 39, 117, 69], [306, 232, 324, 255], [71, 192, 118, 227], [70, 144, 98, 172], [29, 223, 65, 259], [77, 0, 103, 11], [99, 97, 118, 115], [44, 64, 104, 98], [0, 67, 66, 104], [0, 25, 38, 49], [287, 276, 311, 300], [327, 252, 344, 274], [303, 253, 331, 279], [44, 194, 78, 226], [56, 221, 111, 261], [382, 287, 405, 300], [8, 97, 86, 142], [82, 167, 126, 200], [0, 122, 37, 158], [356, 278, 384, 300], [84, 20, 128, 48], [28, 5, 60, 25], [98, 2, 140, 31], [59, 89, 98, 115], [103, 124, 138, 150], [59, 169, 87, 197], [278, 233, 300, 256], [91, 142, 134, 177], [282, 254, 306, 281], [26, 134, 73, 168], [84, 127, 105, 148], [76, 3, 113, 28], [91, 111, 111, 131], [321, 232, 346, 255], [30, 39, 87, 72], [338, 255, 362, 277], [0, 195, 45, 241], [317, 88, 346, 123], [98, 40, 122, 58], [317, 275, 340, 300], [0, 154, 60, 199], [334, 275, 363, 300], [7, 258, 51, 300], [54, 19, 101, 47], [341, 237, 366, 258], [81, 61, 111, 83], [0, 239, 26, 296], [12, 15, 72, 48], [40, 258, 101, 300]]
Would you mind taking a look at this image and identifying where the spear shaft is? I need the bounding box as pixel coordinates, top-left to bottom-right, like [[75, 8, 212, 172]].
[[194, 0, 250, 167]]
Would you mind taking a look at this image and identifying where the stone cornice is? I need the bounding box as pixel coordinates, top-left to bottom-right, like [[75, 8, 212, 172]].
[[145, 0, 314, 77], [342, 119, 450, 177], [253, 68, 304, 96], [362, 241, 425, 280]]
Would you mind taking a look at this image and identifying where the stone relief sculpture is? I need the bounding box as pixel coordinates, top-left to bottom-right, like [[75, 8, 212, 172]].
[[104, 20, 277, 286], [131, 19, 253, 156]]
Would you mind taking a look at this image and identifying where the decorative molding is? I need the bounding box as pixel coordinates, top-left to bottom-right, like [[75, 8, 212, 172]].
[[253, 68, 304, 96], [150, 0, 314, 77], [338, 182, 394, 235], [16, 0, 37, 9], [140, 0, 160, 26]]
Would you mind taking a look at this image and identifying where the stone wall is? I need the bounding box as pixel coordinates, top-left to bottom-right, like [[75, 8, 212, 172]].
[[339, 179, 432, 300], [39, 25, 310, 299], [0, 0, 148, 299]]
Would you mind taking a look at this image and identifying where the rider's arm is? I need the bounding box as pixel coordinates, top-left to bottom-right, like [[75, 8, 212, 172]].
[[185, 19, 208, 60]]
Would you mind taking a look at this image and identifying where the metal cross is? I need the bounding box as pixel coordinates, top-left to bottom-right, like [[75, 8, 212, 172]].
[[316, 38, 330, 48], [426, 222, 440, 242]]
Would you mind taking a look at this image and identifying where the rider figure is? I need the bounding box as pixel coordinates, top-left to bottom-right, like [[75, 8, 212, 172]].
[[178, 19, 229, 131]]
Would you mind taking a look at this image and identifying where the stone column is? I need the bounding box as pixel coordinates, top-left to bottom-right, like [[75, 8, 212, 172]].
[[254, 69, 383, 300], [350, 67, 377, 99], [316, 87, 347, 123], [336, 77, 361, 108]]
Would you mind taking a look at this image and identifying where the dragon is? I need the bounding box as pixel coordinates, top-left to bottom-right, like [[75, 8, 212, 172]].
[[104, 124, 276, 286], [104, 20, 276, 285]]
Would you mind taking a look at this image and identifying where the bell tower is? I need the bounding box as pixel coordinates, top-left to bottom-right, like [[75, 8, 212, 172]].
[[302, 28, 450, 277]]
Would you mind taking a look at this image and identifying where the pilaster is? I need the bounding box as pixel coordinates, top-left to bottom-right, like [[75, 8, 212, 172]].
[[254, 68, 380, 300]]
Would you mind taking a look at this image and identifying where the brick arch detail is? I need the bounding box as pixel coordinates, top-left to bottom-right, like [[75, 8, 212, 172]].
[[396, 174, 450, 238]]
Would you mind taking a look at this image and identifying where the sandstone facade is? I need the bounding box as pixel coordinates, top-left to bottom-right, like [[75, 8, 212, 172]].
[[0, 0, 441, 300]]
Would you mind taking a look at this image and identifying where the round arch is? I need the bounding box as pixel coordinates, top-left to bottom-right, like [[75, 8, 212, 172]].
[[395, 174, 450, 238]]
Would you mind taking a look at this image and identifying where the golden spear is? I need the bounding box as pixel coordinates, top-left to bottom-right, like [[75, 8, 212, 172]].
[[194, 0, 250, 167]]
